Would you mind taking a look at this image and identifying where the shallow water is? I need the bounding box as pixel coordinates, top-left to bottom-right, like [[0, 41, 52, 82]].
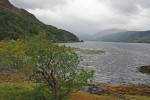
[[59, 41, 150, 86]]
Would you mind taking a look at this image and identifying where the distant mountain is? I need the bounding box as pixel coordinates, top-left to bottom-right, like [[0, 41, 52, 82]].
[[99, 30, 150, 43], [96, 28, 127, 36], [0, 0, 79, 42], [80, 28, 150, 43], [79, 28, 127, 41]]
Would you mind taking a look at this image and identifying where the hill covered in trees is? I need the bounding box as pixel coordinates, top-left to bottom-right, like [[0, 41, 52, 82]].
[[0, 0, 79, 42]]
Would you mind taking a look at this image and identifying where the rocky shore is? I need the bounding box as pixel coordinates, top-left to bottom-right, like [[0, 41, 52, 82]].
[[83, 84, 150, 97]]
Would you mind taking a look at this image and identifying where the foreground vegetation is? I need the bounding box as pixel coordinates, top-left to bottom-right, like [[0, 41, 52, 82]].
[[0, 82, 149, 100], [0, 34, 149, 100], [0, 34, 93, 100]]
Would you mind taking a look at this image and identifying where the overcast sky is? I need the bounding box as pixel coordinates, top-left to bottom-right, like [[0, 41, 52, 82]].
[[9, 0, 150, 36]]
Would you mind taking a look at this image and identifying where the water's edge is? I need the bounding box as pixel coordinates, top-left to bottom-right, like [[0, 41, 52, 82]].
[[59, 41, 150, 86]]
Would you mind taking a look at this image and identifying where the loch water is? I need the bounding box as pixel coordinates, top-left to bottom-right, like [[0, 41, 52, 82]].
[[59, 41, 150, 86]]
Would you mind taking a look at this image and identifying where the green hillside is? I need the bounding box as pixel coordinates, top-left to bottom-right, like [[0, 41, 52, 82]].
[[100, 30, 150, 43], [0, 0, 79, 42]]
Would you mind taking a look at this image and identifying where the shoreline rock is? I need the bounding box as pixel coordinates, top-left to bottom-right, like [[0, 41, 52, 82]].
[[137, 65, 150, 75], [83, 84, 108, 95]]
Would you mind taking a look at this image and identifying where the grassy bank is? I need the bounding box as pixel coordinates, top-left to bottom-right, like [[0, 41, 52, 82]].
[[0, 82, 36, 100], [0, 82, 149, 100]]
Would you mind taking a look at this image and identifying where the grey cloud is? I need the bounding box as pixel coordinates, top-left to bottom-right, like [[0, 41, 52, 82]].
[[9, 0, 67, 9], [109, 0, 137, 13], [136, 0, 150, 8], [9, 0, 150, 36], [105, 0, 150, 14]]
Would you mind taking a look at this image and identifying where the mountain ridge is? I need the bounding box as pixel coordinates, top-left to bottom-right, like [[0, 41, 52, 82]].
[[0, 0, 14, 9], [0, 0, 79, 42], [79, 28, 150, 43], [79, 28, 127, 41], [98, 29, 150, 43]]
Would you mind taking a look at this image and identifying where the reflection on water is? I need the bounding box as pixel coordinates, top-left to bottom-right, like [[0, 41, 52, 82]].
[[59, 41, 150, 86]]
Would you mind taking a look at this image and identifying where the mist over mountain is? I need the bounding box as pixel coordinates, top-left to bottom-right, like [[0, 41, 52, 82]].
[[99, 30, 150, 43], [79, 28, 127, 41], [79, 28, 150, 43]]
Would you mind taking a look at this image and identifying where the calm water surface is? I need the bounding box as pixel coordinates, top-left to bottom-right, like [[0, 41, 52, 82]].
[[59, 41, 150, 86]]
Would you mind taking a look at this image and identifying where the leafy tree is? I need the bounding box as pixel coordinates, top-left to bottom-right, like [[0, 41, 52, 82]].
[[0, 39, 28, 70], [0, 34, 94, 100], [25, 34, 94, 100], [34, 45, 94, 100]]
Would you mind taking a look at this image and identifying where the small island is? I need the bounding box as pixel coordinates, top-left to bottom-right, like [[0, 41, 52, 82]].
[[138, 65, 150, 75]]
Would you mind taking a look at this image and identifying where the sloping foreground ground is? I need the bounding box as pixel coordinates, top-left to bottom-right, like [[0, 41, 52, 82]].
[[0, 72, 150, 100], [70, 91, 150, 100]]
